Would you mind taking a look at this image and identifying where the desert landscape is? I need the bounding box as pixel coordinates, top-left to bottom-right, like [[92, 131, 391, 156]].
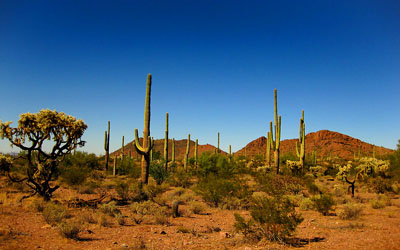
[[1, 1, 399, 250]]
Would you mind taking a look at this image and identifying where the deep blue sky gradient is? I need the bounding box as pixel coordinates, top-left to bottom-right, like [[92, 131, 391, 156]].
[[1, 0, 399, 154]]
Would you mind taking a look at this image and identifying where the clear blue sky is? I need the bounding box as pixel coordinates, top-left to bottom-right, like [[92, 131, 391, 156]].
[[1, 0, 399, 155]]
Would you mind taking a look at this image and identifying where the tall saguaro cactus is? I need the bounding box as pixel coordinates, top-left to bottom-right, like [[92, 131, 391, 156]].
[[164, 112, 169, 170], [184, 134, 190, 171], [104, 121, 110, 171], [134, 74, 153, 184], [266, 131, 271, 166], [194, 139, 198, 165], [269, 89, 281, 174], [295, 110, 305, 168]]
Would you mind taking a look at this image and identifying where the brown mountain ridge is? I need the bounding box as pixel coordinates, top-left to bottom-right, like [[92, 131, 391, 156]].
[[236, 130, 393, 160], [111, 130, 393, 161]]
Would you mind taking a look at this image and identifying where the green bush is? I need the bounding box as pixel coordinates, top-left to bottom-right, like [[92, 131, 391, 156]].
[[195, 174, 247, 207], [149, 161, 169, 185], [311, 194, 335, 216], [60, 166, 89, 186], [42, 202, 68, 226], [167, 169, 192, 188], [299, 197, 314, 210], [118, 158, 140, 178], [115, 180, 130, 201], [99, 201, 121, 217], [58, 221, 81, 239], [188, 201, 206, 214], [234, 196, 303, 242], [338, 203, 363, 220]]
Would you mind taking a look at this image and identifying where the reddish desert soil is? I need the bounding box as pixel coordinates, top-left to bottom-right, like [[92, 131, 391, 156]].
[[1, 178, 400, 250]]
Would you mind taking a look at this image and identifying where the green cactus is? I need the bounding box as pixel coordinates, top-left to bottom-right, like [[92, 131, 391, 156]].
[[172, 138, 175, 163], [184, 134, 190, 171], [229, 144, 231, 156], [164, 112, 169, 170], [104, 121, 110, 171], [133, 74, 153, 184], [194, 139, 198, 165], [121, 136, 125, 160], [266, 131, 271, 166], [312, 150, 317, 165], [150, 137, 154, 163], [295, 110, 305, 168], [269, 89, 281, 174]]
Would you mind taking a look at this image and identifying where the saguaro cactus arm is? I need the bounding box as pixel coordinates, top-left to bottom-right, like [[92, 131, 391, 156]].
[[134, 129, 153, 155]]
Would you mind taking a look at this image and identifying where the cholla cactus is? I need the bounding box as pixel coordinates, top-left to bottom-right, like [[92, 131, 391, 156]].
[[336, 158, 390, 198]]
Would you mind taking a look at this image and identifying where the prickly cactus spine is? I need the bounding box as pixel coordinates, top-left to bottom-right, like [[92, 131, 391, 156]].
[[133, 74, 153, 184]]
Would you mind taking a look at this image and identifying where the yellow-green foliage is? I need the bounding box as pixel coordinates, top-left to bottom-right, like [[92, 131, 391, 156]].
[[338, 203, 363, 220], [370, 194, 391, 209], [42, 202, 68, 226]]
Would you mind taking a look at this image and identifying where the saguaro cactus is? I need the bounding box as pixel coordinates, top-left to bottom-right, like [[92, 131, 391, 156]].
[[104, 121, 110, 171], [229, 145, 232, 156], [295, 110, 305, 168], [184, 134, 190, 171], [266, 131, 271, 166], [269, 89, 281, 174], [150, 137, 154, 163], [194, 139, 198, 165], [172, 138, 175, 163], [133, 74, 153, 184], [121, 136, 125, 160], [164, 112, 169, 170]]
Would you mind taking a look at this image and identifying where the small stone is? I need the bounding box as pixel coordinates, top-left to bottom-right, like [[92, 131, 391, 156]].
[[244, 247, 252, 250], [121, 243, 128, 248], [41, 224, 51, 229], [113, 242, 118, 245], [160, 231, 167, 234], [219, 231, 231, 239]]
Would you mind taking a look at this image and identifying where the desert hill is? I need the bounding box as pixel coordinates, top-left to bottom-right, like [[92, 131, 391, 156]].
[[111, 138, 226, 161], [235, 130, 394, 160]]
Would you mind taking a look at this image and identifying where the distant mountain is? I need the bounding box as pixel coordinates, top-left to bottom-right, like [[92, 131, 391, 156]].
[[111, 138, 225, 160], [110, 130, 393, 161], [235, 130, 394, 160]]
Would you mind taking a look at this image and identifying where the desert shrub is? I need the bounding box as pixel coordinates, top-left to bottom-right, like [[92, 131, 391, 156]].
[[115, 213, 126, 225], [32, 199, 46, 212], [42, 202, 68, 226], [131, 201, 168, 216], [176, 226, 191, 233], [333, 185, 346, 197], [369, 177, 392, 194], [220, 196, 244, 210], [58, 221, 81, 239], [188, 201, 206, 214], [100, 201, 121, 217], [234, 196, 303, 242], [143, 181, 167, 200], [118, 158, 140, 177], [115, 180, 130, 201], [61, 151, 100, 170], [256, 173, 304, 196], [167, 169, 192, 188], [60, 166, 90, 186], [98, 214, 113, 227], [370, 194, 391, 209], [79, 210, 97, 224], [299, 198, 314, 210], [154, 213, 170, 225], [338, 203, 363, 220], [149, 161, 169, 185], [195, 174, 247, 207], [305, 181, 322, 195], [392, 182, 400, 194], [131, 214, 144, 225], [311, 194, 335, 215]]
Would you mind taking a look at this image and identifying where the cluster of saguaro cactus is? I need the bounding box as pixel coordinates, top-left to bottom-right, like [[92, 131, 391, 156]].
[[295, 110, 305, 168], [269, 89, 281, 174], [164, 112, 169, 170], [104, 121, 110, 171], [184, 134, 190, 170], [134, 74, 154, 184]]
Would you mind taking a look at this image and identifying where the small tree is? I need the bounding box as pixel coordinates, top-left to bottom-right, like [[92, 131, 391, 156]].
[[336, 158, 389, 197], [0, 109, 87, 200]]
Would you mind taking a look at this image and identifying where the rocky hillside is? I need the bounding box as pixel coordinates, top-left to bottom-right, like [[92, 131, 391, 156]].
[[111, 138, 225, 161], [235, 130, 393, 161]]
